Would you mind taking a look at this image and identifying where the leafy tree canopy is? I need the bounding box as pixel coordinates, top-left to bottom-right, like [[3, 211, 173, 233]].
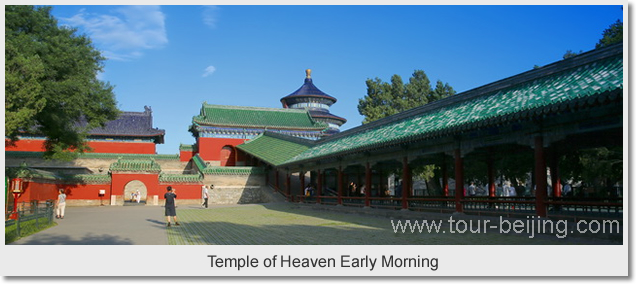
[[561, 19, 623, 60], [596, 19, 623, 48], [357, 70, 455, 187], [560, 146, 622, 192], [5, 5, 120, 160], [562, 49, 582, 59], [357, 70, 455, 124]]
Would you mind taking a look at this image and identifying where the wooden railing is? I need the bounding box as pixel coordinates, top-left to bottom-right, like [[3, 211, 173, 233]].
[[286, 191, 622, 220]]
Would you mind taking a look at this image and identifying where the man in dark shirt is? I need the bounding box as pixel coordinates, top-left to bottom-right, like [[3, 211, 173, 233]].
[[164, 186, 180, 227]]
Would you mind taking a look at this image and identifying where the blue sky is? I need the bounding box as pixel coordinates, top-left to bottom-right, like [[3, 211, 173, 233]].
[[47, 5, 623, 155]]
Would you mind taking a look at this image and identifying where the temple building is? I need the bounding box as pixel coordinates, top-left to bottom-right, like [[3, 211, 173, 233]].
[[5, 106, 207, 208], [5, 70, 347, 210], [182, 69, 347, 166], [5, 106, 165, 154], [184, 103, 329, 165], [280, 69, 347, 134], [4, 46, 624, 223]]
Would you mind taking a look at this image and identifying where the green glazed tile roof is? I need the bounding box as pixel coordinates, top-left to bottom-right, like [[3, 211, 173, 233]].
[[192, 154, 210, 173], [109, 158, 162, 173], [191, 154, 265, 175], [179, 144, 196, 151], [63, 174, 111, 184], [159, 173, 203, 183], [282, 46, 622, 165], [6, 166, 111, 184], [192, 103, 328, 130], [203, 166, 265, 175], [8, 166, 60, 180], [78, 153, 179, 160], [236, 132, 315, 166]]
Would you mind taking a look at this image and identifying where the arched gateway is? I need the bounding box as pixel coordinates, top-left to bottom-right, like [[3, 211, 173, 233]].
[[110, 159, 161, 206], [123, 180, 148, 204]]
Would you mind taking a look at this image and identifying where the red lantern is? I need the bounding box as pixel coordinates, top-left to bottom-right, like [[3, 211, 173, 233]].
[[11, 178, 23, 219]]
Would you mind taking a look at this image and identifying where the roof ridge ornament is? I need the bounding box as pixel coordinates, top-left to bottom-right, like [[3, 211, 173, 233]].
[[306, 69, 312, 79]]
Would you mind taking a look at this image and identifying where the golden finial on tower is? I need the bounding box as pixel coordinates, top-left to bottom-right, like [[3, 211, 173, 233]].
[[305, 69, 312, 79]]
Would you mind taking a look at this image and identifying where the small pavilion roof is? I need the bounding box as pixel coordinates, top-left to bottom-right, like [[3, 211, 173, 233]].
[[192, 103, 328, 130], [280, 69, 338, 105], [309, 110, 348, 124]]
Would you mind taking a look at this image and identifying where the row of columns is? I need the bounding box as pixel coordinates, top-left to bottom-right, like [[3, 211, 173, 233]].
[[268, 135, 556, 217]]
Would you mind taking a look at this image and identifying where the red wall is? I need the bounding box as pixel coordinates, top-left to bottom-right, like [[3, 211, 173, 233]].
[[86, 141, 156, 154], [20, 181, 59, 202], [13, 180, 110, 204], [5, 139, 46, 152], [180, 150, 195, 162], [111, 173, 202, 200], [60, 184, 111, 200], [157, 183, 203, 200], [111, 173, 160, 197], [197, 137, 245, 161], [10, 176, 203, 206], [5, 139, 156, 154]]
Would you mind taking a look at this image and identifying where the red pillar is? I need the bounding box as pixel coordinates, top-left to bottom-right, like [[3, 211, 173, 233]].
[[337, 167, 344, 205], [286, 172, 291, 202], [535, 136, 548, 217], [488, 157, 496, 197], [365, 162, 372, 207], [442, 160, 449, 197], [550, 150, 562, 198], [454, 148, 464, 213], [316, 169, 322, 204], [265, 167, 270, 187], [299, 171, 306, 200], [356, 169, 363, 194], [402, 157, 410, 209]]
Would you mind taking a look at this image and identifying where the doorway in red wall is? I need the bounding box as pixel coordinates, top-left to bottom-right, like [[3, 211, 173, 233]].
[[220, 146, 236, 166], [124, 180, 147, 205]]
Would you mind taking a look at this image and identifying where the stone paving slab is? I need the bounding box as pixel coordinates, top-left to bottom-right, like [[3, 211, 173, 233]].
[[8, 202, 620, 245], [9, 206, 169, 245], [167, 203, 619, 245]]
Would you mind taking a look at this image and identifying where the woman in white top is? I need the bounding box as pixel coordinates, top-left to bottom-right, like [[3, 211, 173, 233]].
[[201, 185, 210, 208], [56, 189, 66, 219]]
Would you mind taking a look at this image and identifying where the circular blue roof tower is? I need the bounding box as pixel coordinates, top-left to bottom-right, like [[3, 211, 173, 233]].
[[280, 69, 347, 134]]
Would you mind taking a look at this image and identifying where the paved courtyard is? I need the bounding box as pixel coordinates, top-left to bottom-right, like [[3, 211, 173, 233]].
[[9, 202, 619, 245]]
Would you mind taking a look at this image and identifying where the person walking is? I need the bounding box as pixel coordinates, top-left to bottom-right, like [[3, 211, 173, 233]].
[[468, 182, 476, 196], [56, 189, 66, 219], [164, 186, 180, 227], [201, 184, 210, 208]]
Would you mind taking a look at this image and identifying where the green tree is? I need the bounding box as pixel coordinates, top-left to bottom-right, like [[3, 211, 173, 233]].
[[596, 19, 623, 48], [559, 19, 622, 63], [358, 70, 455, 192], [562, 50, 582, 59], [560, 146, 622, 197], [357, 70, 455, 124], [5, 5, 119, 160]]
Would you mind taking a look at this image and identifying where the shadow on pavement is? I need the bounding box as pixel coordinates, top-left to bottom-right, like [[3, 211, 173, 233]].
[[10, 233, 134, 245]]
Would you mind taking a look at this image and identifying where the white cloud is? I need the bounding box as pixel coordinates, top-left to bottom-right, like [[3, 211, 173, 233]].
[[202, 6, 219, 29], [202, 66, 216, 77], [61, 6, 168, 61]]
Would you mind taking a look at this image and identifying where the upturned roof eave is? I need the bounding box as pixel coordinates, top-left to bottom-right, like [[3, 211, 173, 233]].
[[193, 117, 327, 130], [280, 93, 338, 103]]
